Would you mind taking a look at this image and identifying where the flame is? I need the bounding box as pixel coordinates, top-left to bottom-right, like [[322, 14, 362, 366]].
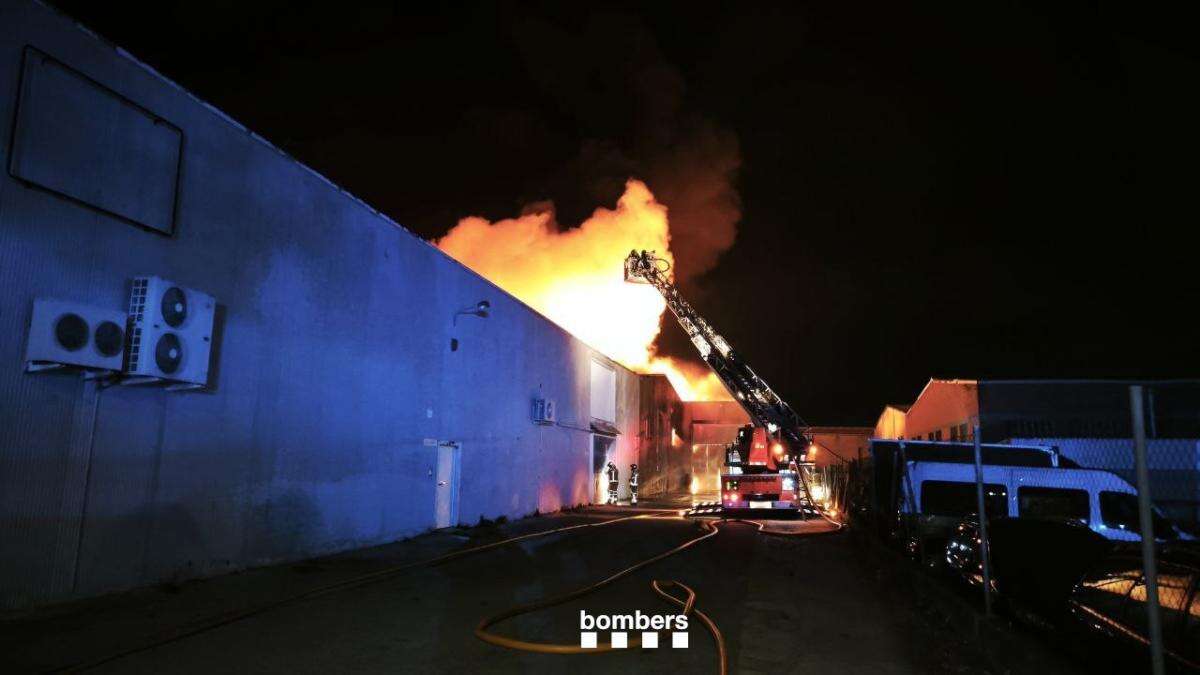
[[646, 355, 731, 401], [436, 179, 731, 401]]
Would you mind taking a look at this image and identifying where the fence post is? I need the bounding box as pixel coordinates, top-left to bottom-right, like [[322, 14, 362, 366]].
[[897, 442, 922, 561], [1130, 385, 1165, 675], [972, 423, 993, 617], [1147, 387, 1158, 439]]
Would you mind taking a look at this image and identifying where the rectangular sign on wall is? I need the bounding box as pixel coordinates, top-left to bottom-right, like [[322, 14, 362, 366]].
[[8, 46, 183, 235]]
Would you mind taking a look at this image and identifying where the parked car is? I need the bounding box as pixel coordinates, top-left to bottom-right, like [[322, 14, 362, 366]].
[[945, 517, 1112, 624], [1064, 544, 1200, 672], [945, 519, 1200, 671]]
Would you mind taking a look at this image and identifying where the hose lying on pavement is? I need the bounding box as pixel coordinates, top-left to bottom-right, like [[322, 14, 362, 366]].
[[474, 516, 728, 675], [66, 510, 825, 673], [60, 511, 674, 673], [728, 516, 844, 536]]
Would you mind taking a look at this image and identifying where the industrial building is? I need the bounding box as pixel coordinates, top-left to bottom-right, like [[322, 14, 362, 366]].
[[637, 388, 871, 495], [872, 377, 1200, 527], [807, 426, 873, 467], [0, 0, 674, 609], [0, 0, 939, 614], [873, 404, 909, 441], [635, 383, 754, 497], [874, 378, 1200, 443]]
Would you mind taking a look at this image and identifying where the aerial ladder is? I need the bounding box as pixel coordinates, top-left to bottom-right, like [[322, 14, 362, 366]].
[[624, 250, 820, 517]]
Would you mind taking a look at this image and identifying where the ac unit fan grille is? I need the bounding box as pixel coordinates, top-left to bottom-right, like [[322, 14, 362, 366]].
[[155, 333, 183, 374], [94, 321, 124, 357], [54, 313, 88, 351], [161, 286, 187, 327]]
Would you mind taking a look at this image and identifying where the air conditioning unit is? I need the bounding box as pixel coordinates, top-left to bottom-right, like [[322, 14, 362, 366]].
[[24, 299, 126, 372], [125, 276, 215, 386], [532, 397, 557, 425]]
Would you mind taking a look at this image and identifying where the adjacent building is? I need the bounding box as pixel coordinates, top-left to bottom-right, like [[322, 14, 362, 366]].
[[900, 379, 979, 442], [635, 387, 753, 498], [873, 378, 1200, 527], [874, 378, 1200, 444], [808, 426, 873, 467], [873, 404, 909, 441], [637, 374, 683, 496], [680, 401, 751, 494]]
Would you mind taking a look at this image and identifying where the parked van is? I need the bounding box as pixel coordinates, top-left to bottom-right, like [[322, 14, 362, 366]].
[[899, 461, 1192, 546]]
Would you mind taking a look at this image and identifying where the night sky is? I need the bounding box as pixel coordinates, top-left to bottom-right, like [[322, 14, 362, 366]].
[[54, 1, 1200, 425]]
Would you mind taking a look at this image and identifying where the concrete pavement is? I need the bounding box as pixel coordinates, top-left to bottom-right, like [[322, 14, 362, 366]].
[[3, 506, 1019, 673]]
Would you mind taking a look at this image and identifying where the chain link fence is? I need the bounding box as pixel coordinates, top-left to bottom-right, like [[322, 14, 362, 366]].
[[856, 382, 1200, 674]]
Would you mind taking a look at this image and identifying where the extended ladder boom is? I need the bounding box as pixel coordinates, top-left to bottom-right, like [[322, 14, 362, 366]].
[[624, 250, 810, 448]]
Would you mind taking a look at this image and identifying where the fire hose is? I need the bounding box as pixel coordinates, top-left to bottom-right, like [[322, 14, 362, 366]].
[[63, 509, 828, 673], [472, 515, 840, 673], [474, 515, 728, 674]]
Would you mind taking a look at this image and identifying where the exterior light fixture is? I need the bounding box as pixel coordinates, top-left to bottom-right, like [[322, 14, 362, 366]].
[[451, 300, 491, 351], [453, 300, 491, 325]]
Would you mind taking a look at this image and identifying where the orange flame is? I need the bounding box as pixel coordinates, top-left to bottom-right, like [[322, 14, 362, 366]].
[[436, 179, 731, 401], [646, 355, 731, 402]]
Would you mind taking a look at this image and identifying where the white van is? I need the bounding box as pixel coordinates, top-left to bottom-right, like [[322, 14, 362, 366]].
[[899, 461, 1192, 543]]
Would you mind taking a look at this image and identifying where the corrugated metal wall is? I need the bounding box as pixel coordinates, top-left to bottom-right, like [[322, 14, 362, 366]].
[[0, 0, 642, 609]]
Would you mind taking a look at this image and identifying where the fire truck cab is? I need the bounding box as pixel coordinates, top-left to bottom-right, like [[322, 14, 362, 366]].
[[721, 426, 808, 512]]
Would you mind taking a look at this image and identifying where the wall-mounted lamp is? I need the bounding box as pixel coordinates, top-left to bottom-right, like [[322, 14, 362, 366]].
[[454, 300, 490, 325]]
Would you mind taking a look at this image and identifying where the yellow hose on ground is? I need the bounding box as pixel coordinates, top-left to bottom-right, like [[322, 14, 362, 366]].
[[69, 510, 825, 673], [731, 516, 845, 535], [652, 579, 727, 674], [474, 517, 729, 675], [473, 514, 844, 673]]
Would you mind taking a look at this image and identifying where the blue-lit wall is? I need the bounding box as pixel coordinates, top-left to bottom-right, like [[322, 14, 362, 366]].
[[0, 0, 641, 609]]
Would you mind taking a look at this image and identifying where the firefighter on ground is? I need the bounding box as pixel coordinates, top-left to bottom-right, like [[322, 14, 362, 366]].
[[605, 461, 619, 505], [629, 463, 639, 505]]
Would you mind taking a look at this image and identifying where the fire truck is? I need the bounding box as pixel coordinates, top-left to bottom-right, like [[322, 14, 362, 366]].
[[623, 250, 818, 516]]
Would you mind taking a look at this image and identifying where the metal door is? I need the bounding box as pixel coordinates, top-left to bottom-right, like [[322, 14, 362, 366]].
[[592, 435, 614, 503], [434, 442, 461, 529]]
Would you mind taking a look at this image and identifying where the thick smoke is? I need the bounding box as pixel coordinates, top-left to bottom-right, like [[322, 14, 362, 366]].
[[436, 13, 742, 400], [640, 121, 741, 285], [512, 13, 742, 287]]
